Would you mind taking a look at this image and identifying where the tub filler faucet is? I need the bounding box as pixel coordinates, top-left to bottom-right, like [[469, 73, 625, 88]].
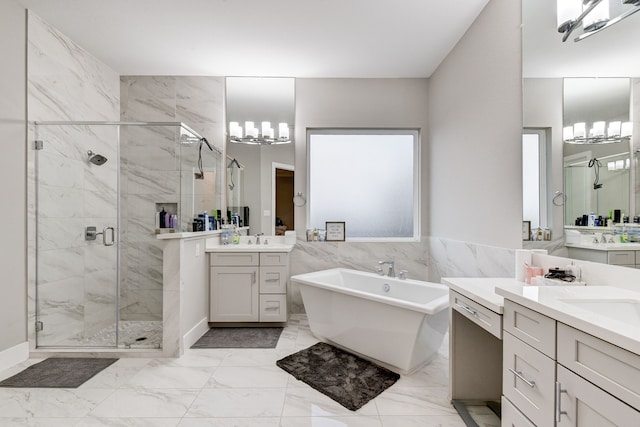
[[378, 260, 395, 277]]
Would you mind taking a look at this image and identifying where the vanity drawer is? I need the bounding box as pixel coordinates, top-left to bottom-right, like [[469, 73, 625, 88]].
[[211, 252, 259, 266], [260, 252, 289, 266], [557, 323, 640, 411], [503, 331, 556, 427], [260, 266, 288, 294], [504, 300, 556, 359], [501, 396, 536, 427], [259, 294, 287, 322], [608, 250, 635, 265], [450, 291, 502, 339]]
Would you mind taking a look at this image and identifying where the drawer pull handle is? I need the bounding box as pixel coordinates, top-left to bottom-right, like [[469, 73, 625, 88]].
[[456, 303, 477, 316], [555, 381, 568, 422], [509, 368, 536, 388], [265, 278, 280, 282], [265, 306, 279, 311], [252, 272, 257, 284]]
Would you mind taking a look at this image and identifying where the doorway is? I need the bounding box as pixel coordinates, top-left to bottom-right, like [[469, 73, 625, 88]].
[[273, 163, 294, 236]]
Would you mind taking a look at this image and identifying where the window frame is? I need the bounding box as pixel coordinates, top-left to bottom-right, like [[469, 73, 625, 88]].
[[306, 128, 421, 242], [522, 128, 549, 230]]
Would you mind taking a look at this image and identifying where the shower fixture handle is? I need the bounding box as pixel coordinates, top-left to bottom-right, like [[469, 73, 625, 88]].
[[85, 226, 115, 246]]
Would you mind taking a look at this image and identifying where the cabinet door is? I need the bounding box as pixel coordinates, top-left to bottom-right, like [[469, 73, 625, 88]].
[[503, 331, 556, 427], [210, 266, 259, 322], [557, 365, 640, 427], [260, 266, 288, 294]]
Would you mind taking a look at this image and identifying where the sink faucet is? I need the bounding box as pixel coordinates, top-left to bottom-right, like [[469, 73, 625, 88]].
[[255, 233, 264, 245], [378, 260, 395, 278]]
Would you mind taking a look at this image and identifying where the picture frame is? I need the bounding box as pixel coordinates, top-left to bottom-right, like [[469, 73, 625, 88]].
[[522, 221, 531, 241], [325, 221, 346, 241]]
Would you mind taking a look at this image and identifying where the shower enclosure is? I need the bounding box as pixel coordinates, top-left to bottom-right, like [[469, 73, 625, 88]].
[[33, 121, 221, 349]]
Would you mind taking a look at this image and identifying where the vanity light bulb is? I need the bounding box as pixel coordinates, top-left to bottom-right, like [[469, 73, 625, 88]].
[[621, 121, 633, 138], [229, 122, 242, 138], [592, 121, 606, 138], [607, 121, 621, 137], [608, 161, 615, 171], [279, 123, 289, 139], [557, 0, 582, 30], [261, 121, 271, 136], [563, 126, 574, 141], [573, 122, 586, 139], [583, 0, 609, 31]]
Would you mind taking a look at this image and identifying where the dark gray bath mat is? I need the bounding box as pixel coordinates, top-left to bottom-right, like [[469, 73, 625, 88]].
[[0, 357, 118, 388], [191, 327, 283, 349], [276, 342, 400, 411]]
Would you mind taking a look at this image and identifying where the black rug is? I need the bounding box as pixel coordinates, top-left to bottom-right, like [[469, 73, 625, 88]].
[[0, 358, 118, 388], [276, 342, 400, 411], [191, 327, 283, 349]]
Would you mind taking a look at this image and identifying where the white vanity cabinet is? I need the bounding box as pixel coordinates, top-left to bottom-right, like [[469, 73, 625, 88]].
[[209, 251, 289, 322], [502, 300, 640, 426]]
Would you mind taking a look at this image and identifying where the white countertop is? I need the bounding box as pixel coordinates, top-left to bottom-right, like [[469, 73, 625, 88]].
[[495, 284, 640, 356], [442, 277, 521, 314], [566, 243, 640, 251], [206, 243, 294, 253]]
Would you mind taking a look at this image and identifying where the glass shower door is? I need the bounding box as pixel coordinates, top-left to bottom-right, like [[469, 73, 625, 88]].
[[35, 124, 119, 347]]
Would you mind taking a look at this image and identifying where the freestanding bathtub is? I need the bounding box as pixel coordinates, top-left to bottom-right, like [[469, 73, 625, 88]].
[[291, 268, 449, 374]]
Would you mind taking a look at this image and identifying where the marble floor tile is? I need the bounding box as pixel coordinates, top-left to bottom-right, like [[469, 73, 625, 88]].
[[89, 388, 199, 418], [0, 315, 466, 426], [185, 388, 287, 418]]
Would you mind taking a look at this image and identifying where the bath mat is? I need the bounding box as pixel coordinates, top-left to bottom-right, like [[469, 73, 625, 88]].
[[191, 327, 283, 349], [0, 357, 118, 388], [276, 342, 400, 411]]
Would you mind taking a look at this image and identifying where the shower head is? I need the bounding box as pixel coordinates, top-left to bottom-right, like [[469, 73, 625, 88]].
[[87, 150, 108, 166]]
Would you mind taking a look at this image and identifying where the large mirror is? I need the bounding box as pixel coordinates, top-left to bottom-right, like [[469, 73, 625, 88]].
[[522, 0, 639, 249], [563, 77, 631, 226], [225, 77, 296, 236]]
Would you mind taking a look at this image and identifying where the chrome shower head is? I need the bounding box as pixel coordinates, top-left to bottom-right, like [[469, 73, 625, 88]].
[[87, 150, 108, 166]]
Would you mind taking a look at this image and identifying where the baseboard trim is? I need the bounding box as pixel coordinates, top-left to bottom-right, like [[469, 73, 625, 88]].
[[0, 341, 29, 373], [182, 317, 209, 349]]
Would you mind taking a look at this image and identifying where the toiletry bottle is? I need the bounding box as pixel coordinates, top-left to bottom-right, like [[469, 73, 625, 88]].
[[159, 208, 167, 228], [232, 226, 240, 244], [203, 211, 209, 231]]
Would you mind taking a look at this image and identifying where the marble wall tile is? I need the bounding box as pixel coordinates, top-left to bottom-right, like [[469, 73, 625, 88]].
[[426, 236, 514, 283], [120, 76, 176, 121], [27, 12, 121, 348], [175, 76, 224, 125], [28, 13, 119, 121]]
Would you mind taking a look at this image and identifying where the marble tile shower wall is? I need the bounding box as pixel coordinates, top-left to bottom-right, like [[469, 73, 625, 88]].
[[27, 12, 120, 346], [119, 76, 225, 321]]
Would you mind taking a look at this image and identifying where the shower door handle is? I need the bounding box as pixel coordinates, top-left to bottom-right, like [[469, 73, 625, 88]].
[[102, 227, 115, 246]]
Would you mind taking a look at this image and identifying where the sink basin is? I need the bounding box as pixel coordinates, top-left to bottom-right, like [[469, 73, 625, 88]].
[[559, 299, 640, 324]]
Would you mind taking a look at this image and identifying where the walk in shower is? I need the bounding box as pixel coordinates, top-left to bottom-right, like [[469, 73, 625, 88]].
[[33, 121, 221, 350]]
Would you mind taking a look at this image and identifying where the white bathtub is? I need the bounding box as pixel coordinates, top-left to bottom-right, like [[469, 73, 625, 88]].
[[291, 268, 449, 374]]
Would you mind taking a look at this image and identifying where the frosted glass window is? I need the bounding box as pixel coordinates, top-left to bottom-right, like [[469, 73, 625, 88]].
[[308, 130, 419, 240], [523, 130, 548, 230]]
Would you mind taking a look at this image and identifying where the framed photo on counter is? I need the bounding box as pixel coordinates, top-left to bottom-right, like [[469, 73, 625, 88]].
[[325, 221, 346, 241], [522, 220, 531, 241]]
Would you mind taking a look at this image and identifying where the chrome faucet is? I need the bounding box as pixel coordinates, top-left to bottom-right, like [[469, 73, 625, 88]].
[[378, 260, 395, 278], [255, 233, 264, 245]]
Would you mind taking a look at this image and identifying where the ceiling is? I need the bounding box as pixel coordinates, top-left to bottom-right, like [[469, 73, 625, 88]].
[[15, 0, 490, 78]]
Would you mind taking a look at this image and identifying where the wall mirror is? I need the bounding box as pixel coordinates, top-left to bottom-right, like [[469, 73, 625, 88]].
[[225, 77, 295, 235], [563, 77, 631, 226], [522, 0, 639, 251]]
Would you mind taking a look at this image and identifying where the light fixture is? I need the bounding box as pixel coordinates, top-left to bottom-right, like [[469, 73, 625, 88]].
[[557, 0, 640, 42], [228, 121, 291, 145], [563, 120, 633, 144]]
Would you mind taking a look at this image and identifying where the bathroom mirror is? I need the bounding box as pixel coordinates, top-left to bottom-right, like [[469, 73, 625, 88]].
[[225, 77, 295, 235], [522, 0, 639, 249], [563, 78, 631, 226]]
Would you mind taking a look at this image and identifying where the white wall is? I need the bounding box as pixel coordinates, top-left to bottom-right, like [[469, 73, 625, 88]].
[[427, 0, 523, 249], [0, 0, 27, 355]]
